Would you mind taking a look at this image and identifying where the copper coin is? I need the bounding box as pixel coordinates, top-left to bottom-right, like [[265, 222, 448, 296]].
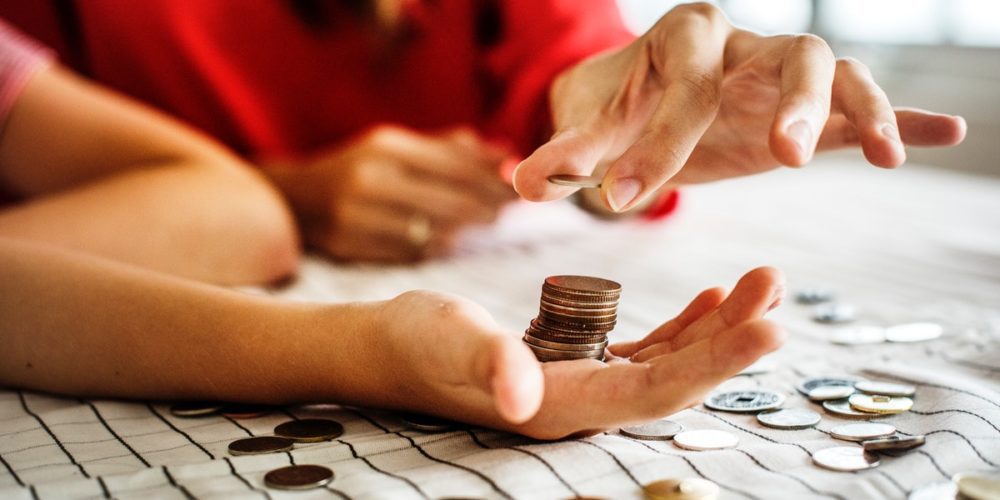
[[228, 436, 294, 456], [524, 335, 608, 352], [263, 464, 334, 490], [398, 412, 458, 432], [540, 296, 619, 309], [274, 419, 344, 443], [539, 300, 618, 316], [220, 404, 274, 419]]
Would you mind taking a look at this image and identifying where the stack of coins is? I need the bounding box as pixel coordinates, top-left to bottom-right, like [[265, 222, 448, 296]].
[[523, 275, 621, 362]]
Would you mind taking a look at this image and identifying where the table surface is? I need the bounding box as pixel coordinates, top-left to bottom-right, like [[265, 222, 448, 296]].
[[2, 159, 999, 499]]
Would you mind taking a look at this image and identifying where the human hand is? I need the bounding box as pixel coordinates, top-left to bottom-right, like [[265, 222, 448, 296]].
[[265, 126, 516, 262], [368, 266, 785, 439], [513, 3, 967, 213]]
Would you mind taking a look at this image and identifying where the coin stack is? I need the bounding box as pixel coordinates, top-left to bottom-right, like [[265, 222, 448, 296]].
[[523, 275, 621, 362]]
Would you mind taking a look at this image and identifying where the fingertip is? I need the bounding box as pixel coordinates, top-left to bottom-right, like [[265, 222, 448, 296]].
[[719, 267, 786, 325], [490, 336, 543, 424], [770, 114, 817, 167]]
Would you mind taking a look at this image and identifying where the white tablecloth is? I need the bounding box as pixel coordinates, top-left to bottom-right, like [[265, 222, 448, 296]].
[[2, 158, 998, 499]]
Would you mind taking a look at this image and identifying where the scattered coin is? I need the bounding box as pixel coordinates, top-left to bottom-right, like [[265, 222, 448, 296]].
[[885, 322, 943, 343], [756, 408, 821, 430], [808, 385, 856, 401], [795, 288, 835, 305], [169, 402, 223, 418], [822, 399, 885, 419], [812, 446, 880, 472], [263, 464, 334, 490], [849, 393, 913, 414], [524, 276, 621, 362], [813, 304, 857, 324], [620, 420, 684, 441], [704, 390, 784, 413], [220, 404, 274, 419], [643, 478, 720, 500], [796, 376, 863, 396], [830, 423, 897, 442], [854, 380, 916, 397], [547, 174, 603, 189], [399, 412, 457, 432], [907, 481, 957, 500], [862, 434, 926, 452], [673, 430, 739, 451], [227, 436, 295, 456], [829, 326, 886, 345], [274, 419, 344, 443], [954, 470, 1000, 500]]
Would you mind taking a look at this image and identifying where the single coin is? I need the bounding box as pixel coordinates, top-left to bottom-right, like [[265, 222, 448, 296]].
[[536, 315, 617, 333], [756, 408, 821, 430], [822, 399, 885, 419], [643, 478, 720, 500], [862, 434, 926, 452], [169, 402, 223, 417], [525, 341, 605, 359], [544, 275, 622, 295], [220, 404, 274, 419], [704, 390, 784, 413], [227, 436, 294, 456], [673, 430, 739, 451], [263, 464, 334, 490], [548, 174, 603, 189], [849, 393, 913, 414], [907, 481, 957, 500], [829, 326, 886, 345], [274, 419, 344, 443], [808, 385, 856, 401], [527, 325, 608, 345], [884, 322, 943, 343], [854, 380, 916, 397], [812, 446, 880, 472], [620, 420, 684, 441], [540, 295, 619, 309], [524, 335, 608, 352], [813, 304, 857, 324], [399, 412, 457, 432], [795, 288, 835, 305], [954, 470, 1000, 500], [829, 423, 897, 442], [796, 376, 863, 396]]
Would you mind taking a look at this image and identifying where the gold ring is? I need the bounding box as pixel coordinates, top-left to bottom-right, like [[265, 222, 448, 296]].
[[406, 214, 432, 247]]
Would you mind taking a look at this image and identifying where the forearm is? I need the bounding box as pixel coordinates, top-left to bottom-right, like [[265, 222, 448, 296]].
[[0, 237, 375, 404]]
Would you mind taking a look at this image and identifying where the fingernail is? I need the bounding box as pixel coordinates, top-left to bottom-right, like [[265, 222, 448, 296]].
[[881, 124, 900, 144], [768, 284, 786, 312], [510, 161, 526, 194], [607, 177, 643, 212], [786, 120, 813, 158]]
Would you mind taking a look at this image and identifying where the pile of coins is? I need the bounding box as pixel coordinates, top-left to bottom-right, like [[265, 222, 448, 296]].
[[523, 275, 621, 362]]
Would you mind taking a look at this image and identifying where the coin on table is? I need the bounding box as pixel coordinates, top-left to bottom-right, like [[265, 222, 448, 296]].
[[829, 326, 886, 345], [620, 420, 684, 441], [643, 478, 720, 500], [796, 376, 863, 396], [264, 464, 334, 490], [273, 419, 344, 443], [221, 404, 274, 419], [954, 470, 1000, 500], [673, 430, 739, 451], [907, 481, 957, 500], [808, 385, 856, 401], [854, 380, 916, 397], [811, 446, 880, 472], [822, 399, 885, 419], [795, 288, 835, 305], [813, 304, 856, 324], [169, 402, 223, 418], [704, 390, 784, 413], [399, 412, 457, 432], [756, 408, 821, 430], [885, 322, 943, 343], [849, 393, 913, 414], [830, 423, 896, 442], [547, 174, 602, 189], [228, 436, 295, 456], [862, 434, 926, 452]]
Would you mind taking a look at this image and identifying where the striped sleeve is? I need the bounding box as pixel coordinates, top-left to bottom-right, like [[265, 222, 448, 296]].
[[0, 18, 54, 129]]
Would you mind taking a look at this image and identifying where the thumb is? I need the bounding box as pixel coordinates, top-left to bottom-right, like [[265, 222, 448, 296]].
[[512, 127, 612, 202], [479, 334, 544, 424]]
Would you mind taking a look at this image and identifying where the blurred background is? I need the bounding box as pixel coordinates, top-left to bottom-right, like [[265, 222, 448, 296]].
[[617, 0, 1000, 177]]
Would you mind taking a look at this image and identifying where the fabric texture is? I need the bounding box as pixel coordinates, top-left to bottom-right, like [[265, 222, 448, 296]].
[[0, 19, 52, 131]]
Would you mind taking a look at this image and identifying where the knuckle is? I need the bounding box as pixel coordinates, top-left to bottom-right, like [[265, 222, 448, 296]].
[[677, 70, 722, 110], [674, 2, 724, 23], [836, 57, 871, 77], [791, 33, 832, 56], [364, 125, 403, 147]]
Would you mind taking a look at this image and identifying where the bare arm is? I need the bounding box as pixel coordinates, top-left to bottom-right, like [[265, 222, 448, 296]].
[[0, 64, 300, 285]]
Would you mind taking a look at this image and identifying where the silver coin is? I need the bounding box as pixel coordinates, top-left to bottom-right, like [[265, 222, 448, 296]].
[[547, 174, 603, 189], [796, 376, 863, 396], [756, 408, 821, 430], [907, 481, 957, 500], [399, 412, 457, 432], [829, 326, 886, 345], [273, 419, 344, 443], [813, 304, 856, 324], [227, 436, 294, 456], [830, 423, 896, 442], [704, 390, 784, 413], [263, 464, 334, 490], [822, 399, 886, 419], [673, 430, 739, 451], [169, 402, 223, 417], [808, 385, 856, 401], [954, 470, 1000, 500], [862, 434, 925, 452], [855, 380, 916, 397], [812, 446, 880, 472], [620, 420, 684, 440], [642, 478, 720, 500], [523, 334, 608, 352], [525, 342, 605, 359], [884, 322, 943, 343], [849, 393, 914, 414], [795, 288, 835, 305]]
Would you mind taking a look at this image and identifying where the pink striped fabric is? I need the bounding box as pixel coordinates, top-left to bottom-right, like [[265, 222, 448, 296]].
[[0, 19, 53, 129]]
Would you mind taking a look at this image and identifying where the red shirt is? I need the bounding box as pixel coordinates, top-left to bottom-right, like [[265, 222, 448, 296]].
[[1, 0, 633, 160]]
